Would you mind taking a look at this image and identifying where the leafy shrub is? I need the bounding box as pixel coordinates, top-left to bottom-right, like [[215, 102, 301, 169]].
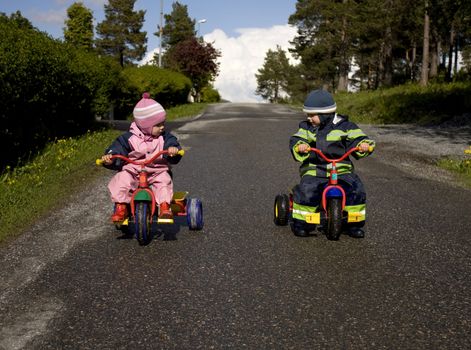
[[0, 15, 123, 169], [69, 50, 123, 119], [335, 82, 471, 124], [200, 86, 221, 103], [119, 65, 192, 119]]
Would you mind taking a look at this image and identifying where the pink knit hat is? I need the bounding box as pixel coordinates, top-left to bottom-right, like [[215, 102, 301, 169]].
[[133, 92, 166, 135]]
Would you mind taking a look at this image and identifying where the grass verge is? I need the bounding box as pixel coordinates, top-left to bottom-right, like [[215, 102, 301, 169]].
[[0, 129, 121, 244], [166, 103, 208, 121], [0, 104, 208, 244], [436, 146, 471, 188], [335, 82, 471, 125]]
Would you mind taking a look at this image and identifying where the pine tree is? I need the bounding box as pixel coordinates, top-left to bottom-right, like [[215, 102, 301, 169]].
[[429, 0, 471, 81], [289, 0, 358, 91], [64, 2, 94, 50], [96, 0, 147, 67], [155, 2, 219, 98], [159, 1, 195, 49], [255, 46, 292, 103]]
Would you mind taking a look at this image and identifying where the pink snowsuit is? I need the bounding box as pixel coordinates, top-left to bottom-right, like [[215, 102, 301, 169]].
[[108, 123, 174, 205]]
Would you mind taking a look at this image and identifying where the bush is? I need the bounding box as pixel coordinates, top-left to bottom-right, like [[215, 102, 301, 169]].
[[118, 65, 192, 119], [335, 82, 471, 124], [0, 17, 123, 169], [69, 50, 123, 119], [200, 86, 221, 103]]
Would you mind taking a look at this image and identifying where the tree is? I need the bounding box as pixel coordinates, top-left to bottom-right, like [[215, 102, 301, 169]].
[[429, 0, 471, 81], [289, 0, 358, 91], [164, 37, 220, 98], [0, 10, 34, 29], [64, 2, 94, 50], [255, 46, 291, 103], [420, 0, 430, 86], [349, 0, 424, 88], [286, 0, 470, 90], [158, 1, 195, 49], [95, 0, 147, 67]]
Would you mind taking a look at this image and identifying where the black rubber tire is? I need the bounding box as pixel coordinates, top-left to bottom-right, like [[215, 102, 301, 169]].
[[326, 197, 342, 240], [187, 198, 204, 230], [135, 201, 152, 245], [274, 194, 290, 226]]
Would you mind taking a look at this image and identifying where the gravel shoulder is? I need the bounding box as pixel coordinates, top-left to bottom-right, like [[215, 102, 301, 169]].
[[360, 123, 471, 189]]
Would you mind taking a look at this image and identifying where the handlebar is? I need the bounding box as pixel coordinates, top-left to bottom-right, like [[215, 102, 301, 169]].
[[96, 149, 185, 166], [294, 145, 373, 163]]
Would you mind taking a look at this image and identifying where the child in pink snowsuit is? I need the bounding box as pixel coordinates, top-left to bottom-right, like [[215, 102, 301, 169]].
[[101, 93, 182, 222]]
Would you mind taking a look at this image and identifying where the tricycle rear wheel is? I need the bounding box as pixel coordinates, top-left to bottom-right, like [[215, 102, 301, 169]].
[[187, 198, 204, 230], [274, 194, 290, 226]]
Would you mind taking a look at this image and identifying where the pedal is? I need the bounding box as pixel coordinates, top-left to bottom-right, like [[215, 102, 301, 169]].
[[157, 218, 174, 224]]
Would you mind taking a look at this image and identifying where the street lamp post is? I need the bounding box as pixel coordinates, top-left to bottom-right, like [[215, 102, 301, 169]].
[[197, 19, 207, 37], [158, 0, 163, 67]]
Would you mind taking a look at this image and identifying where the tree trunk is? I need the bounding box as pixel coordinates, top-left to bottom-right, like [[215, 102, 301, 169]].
[[447, 25, 455, 81], [412, 45, 417, 80], [119, 49, 125, 68], [406, 46, 417, 81], [368, 64, 374, 90], [377, 41, 385, 88], [338, 66, 349, 92], [337, 5, 349, 92], [420, 1, 430, 86], [429, 34, 439, 78], [453, 35, 459, 77], [273, 80, 279, 103], [383, 26, 393, 86], [406, 49, 411, 80]]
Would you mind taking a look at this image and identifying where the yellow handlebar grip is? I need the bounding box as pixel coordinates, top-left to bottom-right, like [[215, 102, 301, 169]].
[[96, 159, 104, 166], [177, 149, 185, 156], [368, 146, 375, 153]]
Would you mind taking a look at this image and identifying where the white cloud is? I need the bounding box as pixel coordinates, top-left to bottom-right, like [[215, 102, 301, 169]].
[[140, 24, 298, 103], [33, 1, 106, 26], [141, 48, 161, 66], [33, 9, 66, 25], [205, 25, 298, 102], [55, 0, 107, 7]]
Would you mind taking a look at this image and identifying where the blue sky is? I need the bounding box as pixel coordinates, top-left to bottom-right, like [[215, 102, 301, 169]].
[[1, 0, 299, 102]]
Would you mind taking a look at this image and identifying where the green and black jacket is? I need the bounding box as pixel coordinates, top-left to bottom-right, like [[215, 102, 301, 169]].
[[289, 114, 375, 177]]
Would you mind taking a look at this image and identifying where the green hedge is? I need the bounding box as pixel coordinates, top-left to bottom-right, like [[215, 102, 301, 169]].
[[0, 13, 201, 170], [118, 65, 192, 119], [0, 18, 122, 168], [69, 50, 123, 118], [200, 86, 221, 103]]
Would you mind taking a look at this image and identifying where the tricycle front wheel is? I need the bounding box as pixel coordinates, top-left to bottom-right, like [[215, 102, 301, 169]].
[[326, 197, 342, 240], [135, 201, 152, 245]]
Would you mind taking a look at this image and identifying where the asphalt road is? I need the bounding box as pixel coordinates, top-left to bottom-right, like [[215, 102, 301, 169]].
[[1, 103, 470, 349]]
